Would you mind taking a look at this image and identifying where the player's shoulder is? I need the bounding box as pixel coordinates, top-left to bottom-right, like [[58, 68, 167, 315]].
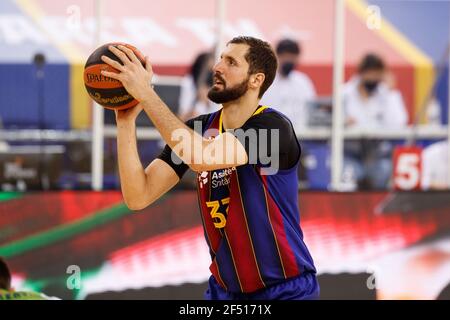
[[260, 107, 292, 123], [184, 111, 218, 128], [246, 107, 294, 131]]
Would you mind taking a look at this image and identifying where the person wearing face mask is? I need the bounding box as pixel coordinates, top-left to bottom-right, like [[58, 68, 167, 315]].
[[260, 38, 316, 131], [342, 53, 408, 190], [343, 53, 407, 128]]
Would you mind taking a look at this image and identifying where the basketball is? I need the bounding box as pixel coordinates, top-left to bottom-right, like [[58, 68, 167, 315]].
[[83, 43, 146, 110]]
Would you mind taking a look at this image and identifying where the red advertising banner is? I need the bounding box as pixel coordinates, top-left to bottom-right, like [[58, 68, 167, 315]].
[[1, 191, 449, 300]]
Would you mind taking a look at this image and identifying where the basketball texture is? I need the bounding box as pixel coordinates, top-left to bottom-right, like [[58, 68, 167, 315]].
[[84, 43, 146, 110]]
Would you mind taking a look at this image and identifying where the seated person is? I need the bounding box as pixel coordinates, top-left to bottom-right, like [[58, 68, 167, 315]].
[[342, 53, 408, 190], [421, 140, 449, 190], [260, 38, 316, 131]]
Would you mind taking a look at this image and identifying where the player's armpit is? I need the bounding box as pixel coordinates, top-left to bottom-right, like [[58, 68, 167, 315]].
[[189, 132, 248, 172], [127, 159, 180, 211]]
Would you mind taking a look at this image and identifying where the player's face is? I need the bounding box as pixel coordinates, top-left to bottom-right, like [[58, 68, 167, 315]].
[[207, 43, 251, 104]]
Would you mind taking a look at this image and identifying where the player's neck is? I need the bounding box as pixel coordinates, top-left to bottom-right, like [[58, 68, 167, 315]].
[[221, 95, 260, 130]]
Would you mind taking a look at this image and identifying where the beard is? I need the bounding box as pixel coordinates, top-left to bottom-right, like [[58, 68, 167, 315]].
[[208, 74, 249, 104]]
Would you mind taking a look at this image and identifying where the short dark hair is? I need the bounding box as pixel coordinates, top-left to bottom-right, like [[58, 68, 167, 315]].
[[358, 53, 385, 73], [228, 36, 278, 98], [276, 38, 301, 56], [0, 257, 11, 290]]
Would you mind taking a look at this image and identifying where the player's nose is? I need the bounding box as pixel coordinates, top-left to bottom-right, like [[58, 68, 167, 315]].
[[212, 60, 225, 74]]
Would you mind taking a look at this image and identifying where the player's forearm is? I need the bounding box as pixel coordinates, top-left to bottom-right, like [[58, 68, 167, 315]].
[[116, 122, 148, 208], [140, 90, 247, 171]]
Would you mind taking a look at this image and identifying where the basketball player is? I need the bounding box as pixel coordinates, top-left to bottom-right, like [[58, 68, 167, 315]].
[[101, 36, 319, 300]]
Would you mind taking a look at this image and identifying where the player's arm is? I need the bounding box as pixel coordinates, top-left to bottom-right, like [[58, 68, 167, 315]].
[[101, 45, 248, 172], [116, 105, 179, 211], [140, 93, 248, 172]]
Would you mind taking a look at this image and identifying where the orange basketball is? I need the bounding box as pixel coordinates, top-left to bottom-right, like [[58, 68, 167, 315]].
[[84, 43, 145, 110]]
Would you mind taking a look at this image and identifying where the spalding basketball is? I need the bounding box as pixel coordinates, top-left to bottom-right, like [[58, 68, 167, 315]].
[[84, 43, 145, 110]]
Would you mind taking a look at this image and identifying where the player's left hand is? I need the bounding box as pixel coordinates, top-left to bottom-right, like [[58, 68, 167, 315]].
[[100, 45, 154, 103]]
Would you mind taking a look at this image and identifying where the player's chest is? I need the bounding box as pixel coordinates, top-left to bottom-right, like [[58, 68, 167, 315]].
[[197, 167, 236, 193]]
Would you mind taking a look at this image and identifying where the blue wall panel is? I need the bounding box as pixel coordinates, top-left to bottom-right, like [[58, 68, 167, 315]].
[[0, 63, 70, 129]]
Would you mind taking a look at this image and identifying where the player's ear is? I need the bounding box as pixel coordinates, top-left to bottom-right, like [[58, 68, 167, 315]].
[[249, 73, 265, 91]]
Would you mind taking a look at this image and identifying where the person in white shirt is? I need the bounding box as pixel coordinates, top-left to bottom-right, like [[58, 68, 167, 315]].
[[178, 52, 220, 121], [421, 140, 449, 190], [342, 53, 408, 190], [343, 56, 407, 128], [260, 39, 316, 131]]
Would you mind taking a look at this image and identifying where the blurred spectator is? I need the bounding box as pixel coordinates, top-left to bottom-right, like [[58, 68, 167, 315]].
[[0, 141, 6, 152], [424, 96, 442, 126], [0, 257, 58, 300], [178, 51, 219, 121], [422, 140, 449, 190], [343, 53, 407, 128], [342, 53, 408, 190], [0, 116, 9, 152], [260, 38, 316, 131]]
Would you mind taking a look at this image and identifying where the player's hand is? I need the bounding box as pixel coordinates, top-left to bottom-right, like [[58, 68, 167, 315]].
[[114, 103, 143, 126], [100, 45, 154, 103]]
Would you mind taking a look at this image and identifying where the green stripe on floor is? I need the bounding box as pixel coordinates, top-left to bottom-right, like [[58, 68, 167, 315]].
[[0, 203, 130, 258], [0, 192, 22, 202]]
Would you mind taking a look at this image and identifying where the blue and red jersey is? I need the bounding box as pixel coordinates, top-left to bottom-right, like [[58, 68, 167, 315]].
[[158, 105, 316, 293]]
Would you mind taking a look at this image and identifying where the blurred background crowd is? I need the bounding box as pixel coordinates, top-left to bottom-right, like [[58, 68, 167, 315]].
[[1, 0, 448, 193]]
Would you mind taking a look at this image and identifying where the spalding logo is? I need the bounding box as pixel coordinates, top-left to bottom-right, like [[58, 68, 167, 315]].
[[85, 73, 120, 84]]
